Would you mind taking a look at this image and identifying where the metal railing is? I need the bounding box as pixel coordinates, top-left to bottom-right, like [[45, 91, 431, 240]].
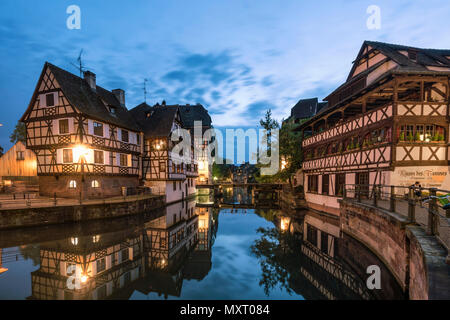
[[343, 184, 450, 251]]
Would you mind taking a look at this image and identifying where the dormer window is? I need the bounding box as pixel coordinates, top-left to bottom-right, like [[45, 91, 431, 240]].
[[46, 93, 55, 107], [109, 106, 116, 114], [408, 49, 418, 61]]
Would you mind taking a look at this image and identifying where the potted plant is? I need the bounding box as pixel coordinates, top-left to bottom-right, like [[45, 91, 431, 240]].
[[438, 133, 445, 142], [399, 132, 405, 142], [407, 132, 414, 142], [415, 132, 421, 142], [432, 132, 440, 142]]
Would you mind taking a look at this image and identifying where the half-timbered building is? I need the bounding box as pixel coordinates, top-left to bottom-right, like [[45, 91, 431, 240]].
[[178, 104, 214, 184], [130, 103, 197, 203], [20, 63, 141, 199], [296, 41, 450, 215], [0, 141, 38, 193]]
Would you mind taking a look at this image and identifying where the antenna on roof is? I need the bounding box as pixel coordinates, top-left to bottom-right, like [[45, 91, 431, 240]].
[[144, 79, 148, 103], [70, 49, 87, 78]]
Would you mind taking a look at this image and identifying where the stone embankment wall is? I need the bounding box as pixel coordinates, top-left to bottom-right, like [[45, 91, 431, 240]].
[[0, 195, 165, 230], [340, 200, 449, 300]]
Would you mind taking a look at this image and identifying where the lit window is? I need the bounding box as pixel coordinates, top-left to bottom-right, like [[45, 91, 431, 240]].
[[69, 180, 77, 189], [71, 237, 78, 245], [91, 180, 100, 188]]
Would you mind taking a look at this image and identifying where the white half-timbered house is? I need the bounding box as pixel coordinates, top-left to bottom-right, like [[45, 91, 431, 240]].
[[296, 41, 450, 215], [20, 63, 141, 199], [130, 103, 197, 203]]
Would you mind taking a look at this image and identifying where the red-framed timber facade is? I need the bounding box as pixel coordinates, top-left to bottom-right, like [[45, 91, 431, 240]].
[[297, 41, 450, 215]]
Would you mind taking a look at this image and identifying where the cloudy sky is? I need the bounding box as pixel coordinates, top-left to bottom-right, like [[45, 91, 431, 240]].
[[1, 0, 450, 154]]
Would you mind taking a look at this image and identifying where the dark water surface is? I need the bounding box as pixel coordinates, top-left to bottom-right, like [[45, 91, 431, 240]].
[[0, 190, 404, 300]]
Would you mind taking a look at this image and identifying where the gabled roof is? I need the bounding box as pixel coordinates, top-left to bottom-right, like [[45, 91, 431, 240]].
[[295, 41, 450, 132], [290, 98, 327, 119], [178, 104, 212, 129], [21, 62, 140, 132], [129, 103, 180, 138], [347, 41, 450, 81]]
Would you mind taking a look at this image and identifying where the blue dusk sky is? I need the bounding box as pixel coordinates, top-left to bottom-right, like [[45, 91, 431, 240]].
[[1, 0, 450, 157]]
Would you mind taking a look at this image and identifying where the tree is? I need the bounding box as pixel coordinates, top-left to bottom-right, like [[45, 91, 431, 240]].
[[10, 121, 26, 144], [0, 146, 3, 157], [259, 110, 280, 157]]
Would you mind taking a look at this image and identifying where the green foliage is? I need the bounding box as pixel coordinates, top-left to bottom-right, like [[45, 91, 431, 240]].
[[407, 132, 414, 142], [414, 132, 420, 141], [399, 132, 405, 141], [212, 158, 233, 180], [438, 133, 445, 141], [432, 132, 440, 142], [10, 121, 26, 144]]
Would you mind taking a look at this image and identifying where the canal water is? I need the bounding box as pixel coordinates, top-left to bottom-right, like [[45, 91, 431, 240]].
[[0, 188, 404, 300]]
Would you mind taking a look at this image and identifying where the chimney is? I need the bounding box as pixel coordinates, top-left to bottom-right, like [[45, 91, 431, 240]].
[[83, 71, 96, 92], [112, 89, 126, 107]]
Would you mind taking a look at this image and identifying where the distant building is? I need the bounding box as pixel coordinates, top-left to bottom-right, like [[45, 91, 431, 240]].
[[20, 63, 141, 199], [231, 162, 259, 184], [284, 98, 327, 125], [0, 141, 38, 193]]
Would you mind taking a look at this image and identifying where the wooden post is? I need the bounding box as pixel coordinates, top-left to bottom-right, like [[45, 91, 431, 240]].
[[427, 188, 438, 236], [390, 186, 396, 212], [408, 187, 416, 223], [373, 185, 377, 207]]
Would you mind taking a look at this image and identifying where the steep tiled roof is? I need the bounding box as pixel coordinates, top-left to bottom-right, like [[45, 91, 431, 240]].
[[42, 63, 140, 131], [290, 98, 328, 120], [178, 104, 212, 129], [129, 103, 179, 138], [364, 41, 450, 71]]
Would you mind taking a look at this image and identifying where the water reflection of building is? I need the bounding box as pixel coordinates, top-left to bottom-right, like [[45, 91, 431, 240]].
[[298, 211, 403, 300], [29, 228, 143, 300], [27, 200, 215, 300], [260, 211, 404, 300], [183, 207, 218, 280]]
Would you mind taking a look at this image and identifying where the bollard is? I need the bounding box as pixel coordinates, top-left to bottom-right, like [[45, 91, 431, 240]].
[[408, 187, 416, 223], [427, 188, 438, 236], [390, 186, 396, 212], [372, 185, 377, 207]]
